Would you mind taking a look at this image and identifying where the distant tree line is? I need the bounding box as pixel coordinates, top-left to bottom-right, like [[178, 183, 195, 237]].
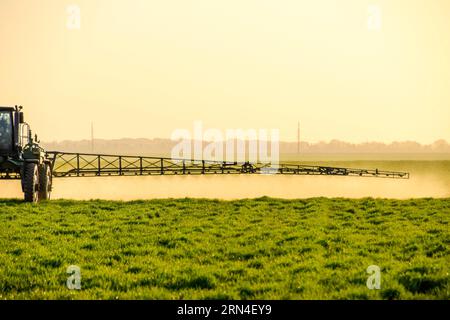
[[42, 138, 450, 156]]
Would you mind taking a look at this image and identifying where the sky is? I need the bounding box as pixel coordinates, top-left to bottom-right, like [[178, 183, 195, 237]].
[[0, 0, 449, 143]]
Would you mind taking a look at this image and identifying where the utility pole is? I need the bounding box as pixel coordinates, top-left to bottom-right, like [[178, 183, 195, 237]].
[[91, 122, 94, 152], [297, 121, 300, 154]]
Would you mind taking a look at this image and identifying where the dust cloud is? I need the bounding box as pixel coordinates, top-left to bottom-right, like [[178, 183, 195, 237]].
[[1, 174, 448, 200]]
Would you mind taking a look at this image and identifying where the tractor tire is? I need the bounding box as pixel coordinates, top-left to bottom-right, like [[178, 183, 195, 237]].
[[23, 163, 39, 203], [39, 164, 52, 201]]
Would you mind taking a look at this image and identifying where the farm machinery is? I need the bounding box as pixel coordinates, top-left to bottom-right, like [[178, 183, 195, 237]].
[[0, 106, 52, 202], [0, 106, 410, 202]]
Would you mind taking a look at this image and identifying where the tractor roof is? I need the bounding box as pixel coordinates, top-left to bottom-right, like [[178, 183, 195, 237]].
[[0, 106, 14, 111]]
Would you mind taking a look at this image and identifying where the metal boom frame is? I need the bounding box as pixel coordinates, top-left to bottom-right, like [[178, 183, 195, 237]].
[[43, 152, 409, 179]]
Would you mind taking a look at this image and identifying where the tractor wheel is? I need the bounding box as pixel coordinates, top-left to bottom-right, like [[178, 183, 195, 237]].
[[23, 163, 39, 203], [39, 164, 52, 201]]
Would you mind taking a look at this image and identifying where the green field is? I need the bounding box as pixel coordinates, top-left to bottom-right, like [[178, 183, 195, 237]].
[[0, 198, 449, 299]]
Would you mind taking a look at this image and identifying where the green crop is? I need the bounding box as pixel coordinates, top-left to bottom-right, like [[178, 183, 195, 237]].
[[0, 197, 448, 299]]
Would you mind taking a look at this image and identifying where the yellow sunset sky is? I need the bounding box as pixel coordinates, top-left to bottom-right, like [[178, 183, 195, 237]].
[[0, 0, 449, 143]]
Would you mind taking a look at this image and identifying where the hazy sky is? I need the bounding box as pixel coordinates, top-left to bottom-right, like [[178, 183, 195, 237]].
[[0, 0, 449, 143]]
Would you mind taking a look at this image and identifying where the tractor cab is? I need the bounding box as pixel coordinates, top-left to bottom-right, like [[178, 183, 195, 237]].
[[0, 107, 14, 155], [0, 106, 26, 157]]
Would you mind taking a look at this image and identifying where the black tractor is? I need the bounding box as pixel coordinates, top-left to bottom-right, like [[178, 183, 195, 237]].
[[0, 106, 52, 202]]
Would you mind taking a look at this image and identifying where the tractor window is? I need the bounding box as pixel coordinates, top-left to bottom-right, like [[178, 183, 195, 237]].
[[0, 111, 13, 152]]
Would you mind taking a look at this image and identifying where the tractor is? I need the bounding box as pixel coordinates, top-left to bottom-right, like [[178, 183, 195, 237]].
[[0, 106, 52, 202], [0, 105, 409, 203]]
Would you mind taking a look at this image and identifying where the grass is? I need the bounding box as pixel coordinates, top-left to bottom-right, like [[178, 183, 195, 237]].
[[0, 197, 449, 299]]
